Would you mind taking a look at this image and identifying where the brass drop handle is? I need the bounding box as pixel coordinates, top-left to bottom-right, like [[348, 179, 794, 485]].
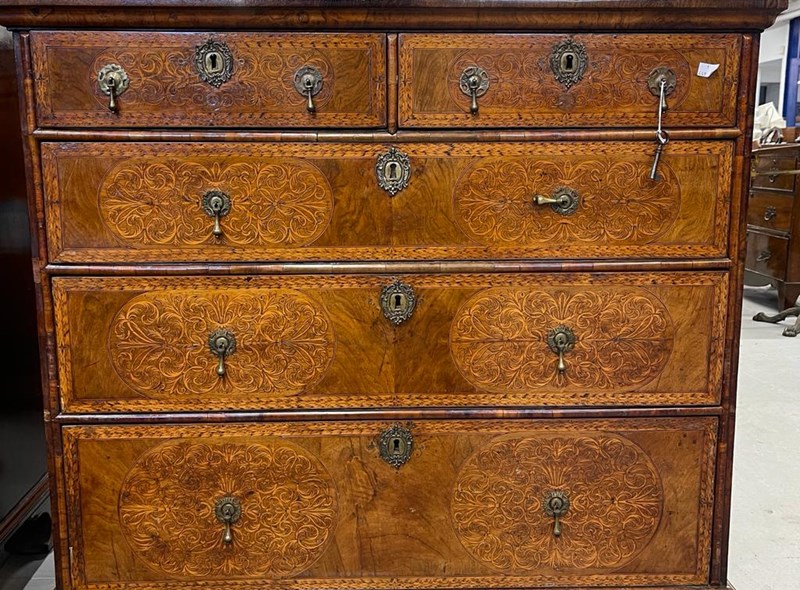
[[202, 190, 231, 238], [533, 187, 580, 216], [208, 328, 236, 377], [294, 66, 323, 114], [547, 326, 576, 373], [459, 66, 489, 116], [757, 250, 772, 262], [544, 491, 570, 537], [214, 497, 241, 545], [764, 206, 778, 221], [97, 63, 129, 114]]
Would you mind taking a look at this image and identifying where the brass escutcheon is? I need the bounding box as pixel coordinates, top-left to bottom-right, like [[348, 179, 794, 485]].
[[533, 187, 580, 216], [380, 281, 417, 325], [195, 39, 234, 87], [376, 147, 411, 196], [544, 490, 570, 537], [208, 328, 236, 377], [647, 67, 677, 110], [294, 66, 324, 113], [214, 496, 241, 545], [201, 190, 232, 238], [550, 39, 588, 89], [377, 424, 413, 469], [97, 64, 129, 113], [547, 325, 576, 373]]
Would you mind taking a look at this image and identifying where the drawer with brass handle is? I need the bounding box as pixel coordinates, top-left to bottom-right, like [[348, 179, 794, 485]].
[[747, 190, 793, 233], [63, 417, 716, 589], [745, 230, 789, 280], [53, 272, 727, 413], [42, 140, 734, 263], [751, 155, 798, 192], [399, 33, 740, 128], [30, 31, 387, 128]]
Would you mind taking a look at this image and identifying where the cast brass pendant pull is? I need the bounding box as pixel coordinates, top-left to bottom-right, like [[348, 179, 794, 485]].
[[214, 497, 241, 545], [294, 66, 323, 114], [533, 187, 580, 216], [544, 491, 570, 537], [547, 326, 576, 373], [764, 206, 778, 221], [202, 190, 231, 238], [97, 63, 129, 113], [208, 328, 236, 377], [459, 66, 489, 115]]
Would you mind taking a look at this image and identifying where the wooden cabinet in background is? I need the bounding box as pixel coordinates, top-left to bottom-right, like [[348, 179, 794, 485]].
[[747, 144, 800, 309]]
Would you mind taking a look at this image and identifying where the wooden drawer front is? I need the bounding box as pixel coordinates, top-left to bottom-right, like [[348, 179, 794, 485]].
[[746, 231, 789, 280], [747, 191, 794, 233], [399, 34, 740, 128], [64, 417, 716, 589], [30, 32, 386, 128], [752, 155, 798, 192], [43, 141, 733, 263], [53, 272, 727, 413]]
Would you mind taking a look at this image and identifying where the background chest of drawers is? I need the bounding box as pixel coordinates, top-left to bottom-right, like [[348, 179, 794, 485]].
[[0, 2, 784, 590], [746, 143, 800, 310]]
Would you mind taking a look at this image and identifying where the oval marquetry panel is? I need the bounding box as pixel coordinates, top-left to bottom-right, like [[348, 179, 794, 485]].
[[118, 440, 337, 578], [451, 432, 663, 573], [453, 156, 680, 246], [99, 157, 333, 247], [108, 289, 335, 398], [450, 287, 674, 393]]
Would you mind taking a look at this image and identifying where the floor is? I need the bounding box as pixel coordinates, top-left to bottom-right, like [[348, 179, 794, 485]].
[[1, 285, 798, 590]]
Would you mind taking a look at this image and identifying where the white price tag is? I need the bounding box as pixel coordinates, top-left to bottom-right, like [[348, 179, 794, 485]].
[[697, 62, 720, 78]]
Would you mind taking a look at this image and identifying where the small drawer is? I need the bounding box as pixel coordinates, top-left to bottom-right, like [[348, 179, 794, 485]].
[[53, 272, 728, 413], [746, 230, 789, 280], [399, 33, 740, 128], [752, 155, 798, 192], [30, 31, 387, 128], [747, 191, 794, 233], [43, 140, 734, 263], [64, 417, 716, 589]]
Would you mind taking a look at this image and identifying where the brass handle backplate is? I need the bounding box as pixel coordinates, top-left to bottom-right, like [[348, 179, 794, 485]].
[[459, 66, 489, 115], [377, 424, 413, 469], [547, 325, 576, 373], [544, 490, 570, 537], [195, 39, 234, 87], [380, 281, 417, 325], [214, 496, 241, 545], [534, 187, 580, 216], [202, 190, 232, 238], [208, 328, 236, 377], [647, 67, 677, 111], [97, 64, 129, 113], [294, 66, 323, 113]]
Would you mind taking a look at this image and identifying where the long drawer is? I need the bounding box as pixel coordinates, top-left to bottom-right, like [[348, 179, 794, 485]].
[[42, 141, 734, 263], [399, 33, 740, 128], [63, 417, 716, 589], [53, 272, 728, 413], [30, 31, 387, 128]]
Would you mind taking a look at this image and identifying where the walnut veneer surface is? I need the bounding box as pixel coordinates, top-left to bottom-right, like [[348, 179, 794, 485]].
[[0, 2, 786, 590]]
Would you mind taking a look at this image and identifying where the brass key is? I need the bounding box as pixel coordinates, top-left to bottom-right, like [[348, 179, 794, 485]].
[[649, 130, 670, 181]]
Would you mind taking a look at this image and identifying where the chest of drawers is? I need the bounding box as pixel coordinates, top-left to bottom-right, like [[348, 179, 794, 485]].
[[746, 143, 800, 310], [0, 2, 785, 589]]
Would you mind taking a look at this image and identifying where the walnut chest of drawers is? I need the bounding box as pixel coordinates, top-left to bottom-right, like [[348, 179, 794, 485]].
[[0, 2, 785, 589], [746, 143, 800, 310]]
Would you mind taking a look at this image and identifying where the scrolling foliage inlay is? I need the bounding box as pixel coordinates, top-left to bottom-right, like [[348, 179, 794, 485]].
[[450, 287, 674, 393], [118, 440, 337, 578], [451, 433, 662, 572], [109, 289, 334, 398], [99, 158, 333, 247], [453, 156, 680, 246]]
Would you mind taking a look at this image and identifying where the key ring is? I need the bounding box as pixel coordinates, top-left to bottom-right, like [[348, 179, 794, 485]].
[[656, 129, 670, 145]]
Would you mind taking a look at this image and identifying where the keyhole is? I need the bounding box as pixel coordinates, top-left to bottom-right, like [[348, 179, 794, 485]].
[[390, 437, 406, 456], [561, 52, 575, 73], [205, 52, 222, 74], [393, 293, 407, 310], [555, 333, 568, 348], [386, 161, 400, 181]]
